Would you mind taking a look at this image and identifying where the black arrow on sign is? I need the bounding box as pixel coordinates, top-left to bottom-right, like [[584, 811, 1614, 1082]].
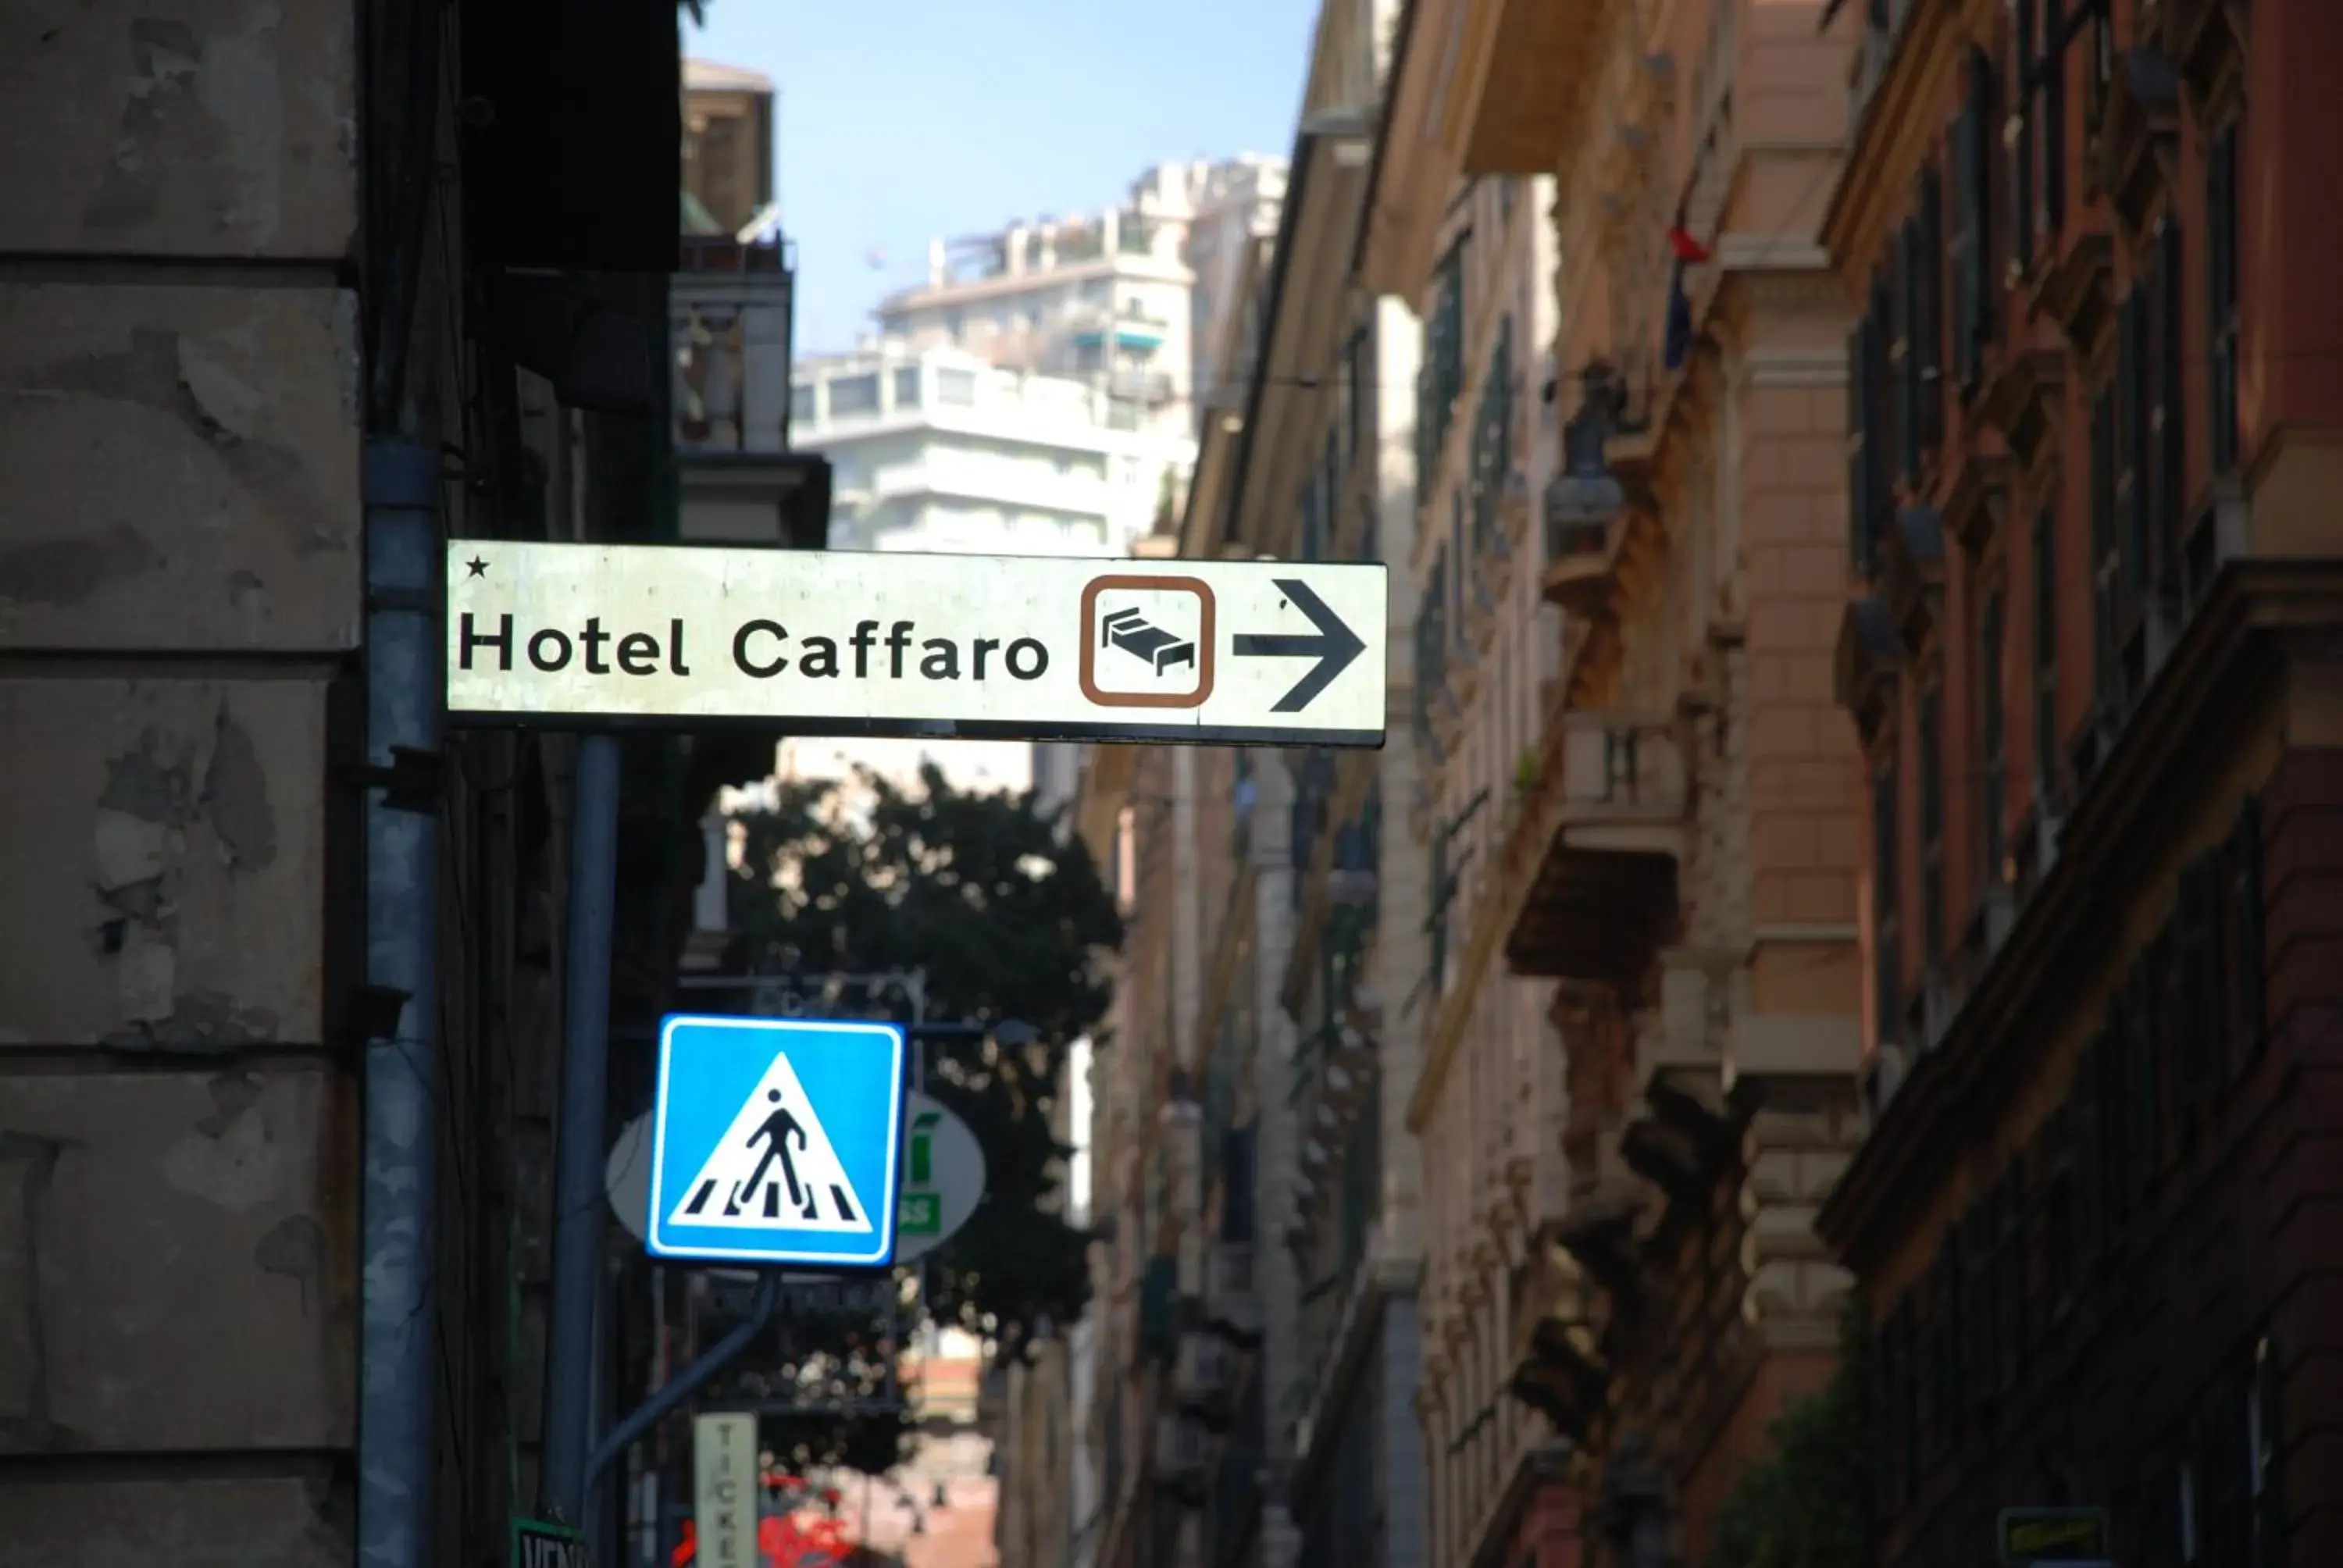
[[1233, 579, 1367, 713]]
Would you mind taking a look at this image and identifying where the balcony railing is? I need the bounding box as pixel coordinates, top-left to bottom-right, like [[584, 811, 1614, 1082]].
[[673, 239, 794, 454], [1503, 711, 1689, 982], [1551, 711, 1688, 853]]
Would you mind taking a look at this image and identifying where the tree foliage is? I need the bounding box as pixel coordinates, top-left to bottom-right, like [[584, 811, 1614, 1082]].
[[725, 762, 1122, 1467], [1706, 1296, 1875, 1568]]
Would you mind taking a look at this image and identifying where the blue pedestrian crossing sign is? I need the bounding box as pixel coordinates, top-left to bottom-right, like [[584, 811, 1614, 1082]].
[[646, 1014, 908, 1267]]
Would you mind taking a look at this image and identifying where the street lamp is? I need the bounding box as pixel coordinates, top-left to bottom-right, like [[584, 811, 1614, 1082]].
[[1542, 361, 1646, 546]]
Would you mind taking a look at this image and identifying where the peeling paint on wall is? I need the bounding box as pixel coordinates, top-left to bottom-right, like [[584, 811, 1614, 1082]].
[[84, 706, 289, 1049]]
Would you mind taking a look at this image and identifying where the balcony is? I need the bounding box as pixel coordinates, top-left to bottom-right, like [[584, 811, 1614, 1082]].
[[1542, 515, 1621, 618], [1104, 366, 1174, 406], [1457, 0, 1604, 174], [1504, 712, 1686, 983], [1504, 1238, 1608, 1441], [2095, 49, 2183, 241], [1154, 1412, 1209, 1507], [2167, 0, 2248, 117], [1975, 350, 2066, 471], [1175, 1332, 1239, 1431], [673, 238, 793, 454], [2029, 231, 2114, 360]]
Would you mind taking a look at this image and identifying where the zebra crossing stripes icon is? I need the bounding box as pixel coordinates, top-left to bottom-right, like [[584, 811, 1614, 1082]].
[[669, 1049, 868, 1233], [646, 1014, 907, 1267]]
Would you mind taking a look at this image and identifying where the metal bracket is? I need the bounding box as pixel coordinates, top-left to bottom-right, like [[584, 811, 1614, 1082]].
[[342, 746, 444, 814]]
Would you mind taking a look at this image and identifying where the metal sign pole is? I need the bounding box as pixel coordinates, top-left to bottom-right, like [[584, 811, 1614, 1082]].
[[544, 733, 625, 1528]]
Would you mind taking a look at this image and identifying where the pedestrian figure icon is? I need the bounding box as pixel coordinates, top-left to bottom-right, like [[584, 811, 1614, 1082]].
[[728, 1089, 815, 1220], [648, 1017, 903, 1264]]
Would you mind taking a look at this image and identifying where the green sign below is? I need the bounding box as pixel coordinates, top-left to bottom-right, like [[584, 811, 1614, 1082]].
[[900, 1190, 943, 1235], [1997, 1506, 2109, 1563], [513, 1518, 588, 1568]]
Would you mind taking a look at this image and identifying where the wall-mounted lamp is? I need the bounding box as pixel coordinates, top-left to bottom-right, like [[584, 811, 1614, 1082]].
[[1541, 361, 1649, 540]]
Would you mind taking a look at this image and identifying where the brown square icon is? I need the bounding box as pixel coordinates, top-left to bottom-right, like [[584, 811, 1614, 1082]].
[[1079, 575, 1217, 709]]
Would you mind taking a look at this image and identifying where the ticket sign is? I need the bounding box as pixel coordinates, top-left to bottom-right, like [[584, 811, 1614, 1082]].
[[1997, 1506, 2110, 1564], [444, 542, 1387, 747]]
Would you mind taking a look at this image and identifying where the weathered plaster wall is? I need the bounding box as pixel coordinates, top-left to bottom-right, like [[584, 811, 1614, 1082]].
[[0, 2, 363, 1561]]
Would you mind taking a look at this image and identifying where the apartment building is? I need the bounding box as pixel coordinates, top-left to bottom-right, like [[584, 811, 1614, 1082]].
[[1814, 2, 2343, 1565], [1360, 0, 1867, 1563], [792, 345, 1195, 557], [1069, 7, 1425, 1567], [877, 161, 1278, 442]]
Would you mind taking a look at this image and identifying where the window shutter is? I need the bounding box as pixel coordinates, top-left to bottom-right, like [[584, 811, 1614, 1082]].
[[1895, 219, 1921, 483], [2253, 1334, 2285, 1567], [1936, 1242, 1967, 1447], [1871, 1318, 1897, 1513], [2129, 957, 2163, 1192], [2116, 289, 2149, 613], [2042, 0, 2067, 235], [2209, 122, 2241, 475], [2073, 1032, 2106, 1256], [2232, 794, 2266, 1063], [2156, 216, 2188, 588], [1918, 164, 1947, 452], [1951, 86, 1981, 386], [2179, 853, 2225, 1104], [1969, 48, 1999, 350], [2098, 1013, 2131, 1226], [1849, 319, 1875, 569], [2090, 388, 2120, 715], [2011, 2, 2035, 277]]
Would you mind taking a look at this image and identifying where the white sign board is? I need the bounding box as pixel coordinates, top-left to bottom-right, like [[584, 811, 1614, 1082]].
[[894, 1092, 986, 1265], [444, 543, 1386, 747], [693, 1412, 758, 1568]]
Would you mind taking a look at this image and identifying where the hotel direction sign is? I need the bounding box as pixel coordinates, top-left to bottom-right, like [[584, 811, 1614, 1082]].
[[444, 542, 1387, 747]]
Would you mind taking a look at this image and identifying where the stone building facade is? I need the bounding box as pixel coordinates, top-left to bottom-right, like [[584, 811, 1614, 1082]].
[[1359, 0, 1868, 1563], [1817, 0, 2343, 1563]]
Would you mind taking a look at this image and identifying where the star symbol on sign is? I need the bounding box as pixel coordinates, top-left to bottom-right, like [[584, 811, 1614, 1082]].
[[465, 556, 488, 578]]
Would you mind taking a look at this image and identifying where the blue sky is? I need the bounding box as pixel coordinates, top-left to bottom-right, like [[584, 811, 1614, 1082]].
[[686, 0, 1321, 353]]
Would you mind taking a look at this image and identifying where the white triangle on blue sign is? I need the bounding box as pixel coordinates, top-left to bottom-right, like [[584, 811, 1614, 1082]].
[[665, 1046, 873, 1235]]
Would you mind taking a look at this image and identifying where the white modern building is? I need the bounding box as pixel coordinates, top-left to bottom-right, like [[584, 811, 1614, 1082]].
[[792, 344, 1195, 558], [875, 159, 1284, 440]]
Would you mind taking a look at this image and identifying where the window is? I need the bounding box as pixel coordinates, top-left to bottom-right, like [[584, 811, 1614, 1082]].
[[2090, 386, 2121, 718], [1893, 219, 1922, 482], [1919, 685, 1946, 962], [2124, 953, 2163, 1192], [893, 365, 922, 408], [2116, 287, 2149, 627], [2010, 0, 2035, 278], [1848, 314, 1889, 569], [2222, 796, 2266, 1071], [1347, 328, 1372, 464], [1930, 1242, 1964, 1454], [1416, 553, 1449, 752], [936, 367, 978, 406], [2252, 1335, 2285, 1566], [2152, 216, 2188, 590], [790, 381, 815, 422], [2040, 0, 2067, 237], [1980, 587, 2007, 882], [2033, 503, 2060, 805], [827, 372, 880, 417], [1917, 164, 1946, 455], [1874, 760, 1903, 1043], [2209, 121, 2242, 476], [2085, 0, 2113, 134], [1950, 49, 1999, 387]]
